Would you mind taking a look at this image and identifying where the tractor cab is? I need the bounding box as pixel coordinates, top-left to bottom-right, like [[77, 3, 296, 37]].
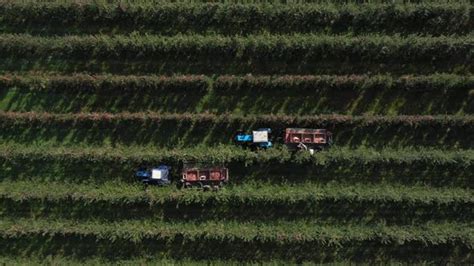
[[234, 128, 272, 148], [135, 165, 171, 186]]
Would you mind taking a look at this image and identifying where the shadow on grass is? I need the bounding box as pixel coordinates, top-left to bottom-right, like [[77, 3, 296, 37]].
[[0, 156, 471, 187], [0, 234, 470, 263], [2, 197, 472, 225], [0, 58, 471, 76], [1, 84, 472, 115], [0, 117, 472, 149]]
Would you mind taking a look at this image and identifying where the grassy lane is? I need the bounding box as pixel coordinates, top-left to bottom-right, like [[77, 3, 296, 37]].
[[1, 181, 472, 223], [0, 144, 472, 186], [0, 112, 472, 149], [0, 74, 472, 115]]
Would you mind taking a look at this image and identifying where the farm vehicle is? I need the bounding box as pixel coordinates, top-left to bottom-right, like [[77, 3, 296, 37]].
[[135, 127, 331, 188], [136, 165, 171, 186], [234, 128, 272, 149], [235, 127, 333, 154], [136, 163, 228, 191], [284, 128, 333, 154], [177, 163, 229, 190]]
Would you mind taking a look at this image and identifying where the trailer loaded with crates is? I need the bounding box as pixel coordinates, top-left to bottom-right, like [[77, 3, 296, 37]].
[[177, 162, 229, 190], [284, 128, 333, 153], [134, 127, 332, 187]]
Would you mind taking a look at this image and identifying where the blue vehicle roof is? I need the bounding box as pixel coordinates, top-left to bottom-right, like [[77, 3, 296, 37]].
[[236, 135, 253, 141]]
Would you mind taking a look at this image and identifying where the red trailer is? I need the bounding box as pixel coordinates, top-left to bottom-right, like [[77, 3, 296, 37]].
[[178, 163, 229, 190], [284, 128, 333, 151]]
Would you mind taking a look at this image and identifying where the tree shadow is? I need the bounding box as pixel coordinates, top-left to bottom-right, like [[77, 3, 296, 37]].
[[0, 58, 470, 76], [2, 79, 472, 115], [0, 117, 472, 149]]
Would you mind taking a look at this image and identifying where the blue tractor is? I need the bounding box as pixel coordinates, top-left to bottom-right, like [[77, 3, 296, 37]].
[[234, 128, 273, 149], [135, 165, 171, 186]]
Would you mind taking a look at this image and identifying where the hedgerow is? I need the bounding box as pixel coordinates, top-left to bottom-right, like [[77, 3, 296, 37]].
[[1, 181, 472, 223], [0, 3, 471, 35], [4, 180, 472, 204], [0, 139, 473, 166], [0, 34, 470, 66], [1, 73, 472, 93], [0, 145, 472, 186], [1, 218, 471, 245], [213, 74, 474, 92], [1, 111, 472, 126], [0, 218, 471, 262], [0, 111, 474, 123], [0, 256, 308, 266], [0, 74, 210, 93]]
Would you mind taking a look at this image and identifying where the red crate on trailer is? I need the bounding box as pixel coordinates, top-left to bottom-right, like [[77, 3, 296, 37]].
[[178, 162, 229, 190], [284, 128, 333, 151]]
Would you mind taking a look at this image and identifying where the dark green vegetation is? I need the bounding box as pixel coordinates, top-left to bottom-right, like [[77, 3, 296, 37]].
[[0, 34, 472, 74], [1, 145, 473, 187], [1, 181, 472, 223], [1, 74, 473, 114], [0, 0, 472, 264], [1, 2, 472, 35]]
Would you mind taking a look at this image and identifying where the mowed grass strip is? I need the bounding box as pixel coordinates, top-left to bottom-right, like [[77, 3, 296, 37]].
[[0, 3, 471, 35], [0, 111, 472, 149], [0, 144, 472, 186], [1, 74, 472, 114], [0, 34, 471, 74], [1, 180, 472, 223], [0, 218, 471, 262]]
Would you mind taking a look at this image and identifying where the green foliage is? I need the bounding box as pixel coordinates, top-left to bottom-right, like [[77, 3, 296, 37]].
[[1, 74, 472, 115], [1, 181, 472, 223], [0, 0, 472, 263], [1, 143, 473, 165], [0, 217, 471, 262], [0, 34, 471, 74], [0, 74, 210, 93], [0, 144, 472, 186], [0, 111, 472, 148], [214, 73, 474, 92], [0, 3, 471, 35], [0, 0, 469, 5], [0, 256, 309, 266], [2, 73, 472, 93]]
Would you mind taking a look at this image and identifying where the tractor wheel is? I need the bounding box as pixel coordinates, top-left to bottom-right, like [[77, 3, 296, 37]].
[[176, 181, 184, 190], [212, 185, 220, 191], [203, 185, 211, 191], [196, 182, 204, 190]]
